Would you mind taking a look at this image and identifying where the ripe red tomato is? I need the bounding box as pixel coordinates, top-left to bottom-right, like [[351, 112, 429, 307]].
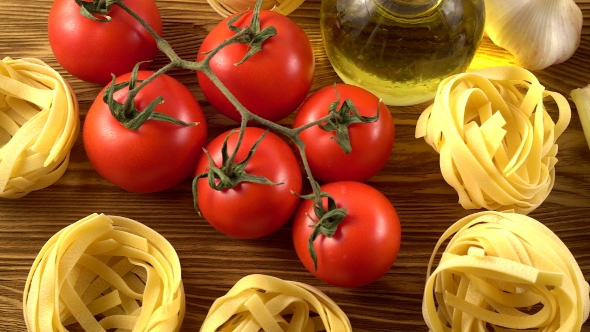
[[196, 10, 315, 123], [195, 127, 302, 239], [83, 71, 207, 193], [292, 181, 401, 288], [48, 0, 162, 84], [293, 84, 395, 183]]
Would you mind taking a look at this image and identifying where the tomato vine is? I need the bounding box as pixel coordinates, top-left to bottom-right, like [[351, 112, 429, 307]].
[[80, 0, 385, 269]]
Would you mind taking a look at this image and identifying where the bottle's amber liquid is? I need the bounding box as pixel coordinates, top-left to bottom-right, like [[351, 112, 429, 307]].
[[321, 0, 485, 106]]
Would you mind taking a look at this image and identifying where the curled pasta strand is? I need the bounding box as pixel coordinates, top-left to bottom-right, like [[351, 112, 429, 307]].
[[0, 57, 79, 198], [200, 274, 352, 332], [416, 66, 571, 214], [207, 0, 305, 18], [23, 213, 185, 332], [423, 211, 590, 332]]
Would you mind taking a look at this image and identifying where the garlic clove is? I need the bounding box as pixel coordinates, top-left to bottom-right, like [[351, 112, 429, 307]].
[[484, 0, 583, 71]]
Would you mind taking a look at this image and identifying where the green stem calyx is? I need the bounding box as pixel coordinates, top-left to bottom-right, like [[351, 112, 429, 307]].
[[103, 64, 196, 130], [320, 87, 381, 153], [300, 191, 347, 271], [75, 0, 117, 21], [192, 130, 282, 213], [226, 0, 277, 65]]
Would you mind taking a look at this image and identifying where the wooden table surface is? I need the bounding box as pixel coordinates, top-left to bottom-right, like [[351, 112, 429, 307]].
[[1, 0, 590, 331]]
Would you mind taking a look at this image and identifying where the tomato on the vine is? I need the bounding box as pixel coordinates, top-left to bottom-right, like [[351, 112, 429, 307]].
[[48, 0, 162, 84], [293, 84, 395, 183], [292, 181, 401, 288], [194, 127, 302, 239], [197, 10, 315, 123], [83, 70, 207, 193]]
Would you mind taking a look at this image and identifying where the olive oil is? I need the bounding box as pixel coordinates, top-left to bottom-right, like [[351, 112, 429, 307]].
[[321, 0, 485, 106]]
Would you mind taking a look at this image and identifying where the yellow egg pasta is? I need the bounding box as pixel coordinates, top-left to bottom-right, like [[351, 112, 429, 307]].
[[0, 57, 79, 198], [23, 213, 185, 332], [423, 211, 590, 331], [200, 274, 352, 332], [207, 0, 305, 17], [416, 66, 571, 214], [570, 84, 590, 150]]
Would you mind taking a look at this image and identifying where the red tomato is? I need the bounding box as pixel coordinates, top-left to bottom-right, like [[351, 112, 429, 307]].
[[293, 84, 395, 183], [195, 127, 302, 239], [292, 181, 401, 288], [197, 10, 314, 123], [83, 71, 207, 193], [48, 0, 162, 84]]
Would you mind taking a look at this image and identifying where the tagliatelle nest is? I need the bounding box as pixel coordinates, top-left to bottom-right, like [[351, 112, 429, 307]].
[[0, 57, 79, 198], [423, 211, 590, 331], [200, 274, 352, 332], [207, 0, 305, 17], [416, 66, 571, 214], [23, 213, 185, 332]]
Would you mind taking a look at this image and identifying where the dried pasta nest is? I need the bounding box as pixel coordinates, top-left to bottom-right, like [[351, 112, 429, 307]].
[[23, 213, 185, 332], [423, 211, 590, 331], [416, 66, 571, 214], [0, 57, 79, 198], [200, 274, 352, 331], [207, 0, 305, 17]]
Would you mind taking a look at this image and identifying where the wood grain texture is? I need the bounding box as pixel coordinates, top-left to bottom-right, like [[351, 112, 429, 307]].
[[1, 0, 590, 331]]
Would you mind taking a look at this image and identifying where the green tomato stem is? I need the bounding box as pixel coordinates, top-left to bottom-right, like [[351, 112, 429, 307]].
[[95, 0, 349, 269]]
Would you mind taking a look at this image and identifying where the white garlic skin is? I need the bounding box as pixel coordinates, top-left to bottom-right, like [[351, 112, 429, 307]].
[[484, 0, 583, 71]]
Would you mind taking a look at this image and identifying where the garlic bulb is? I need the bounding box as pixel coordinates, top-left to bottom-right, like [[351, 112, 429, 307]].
[[484, 0, 583, 71]]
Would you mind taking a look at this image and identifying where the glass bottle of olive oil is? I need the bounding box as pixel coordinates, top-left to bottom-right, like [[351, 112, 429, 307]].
[[321, 0, 485, 106]]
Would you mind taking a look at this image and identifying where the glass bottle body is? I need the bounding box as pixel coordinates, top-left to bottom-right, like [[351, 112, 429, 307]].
[[321, 0, 485, 106]]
